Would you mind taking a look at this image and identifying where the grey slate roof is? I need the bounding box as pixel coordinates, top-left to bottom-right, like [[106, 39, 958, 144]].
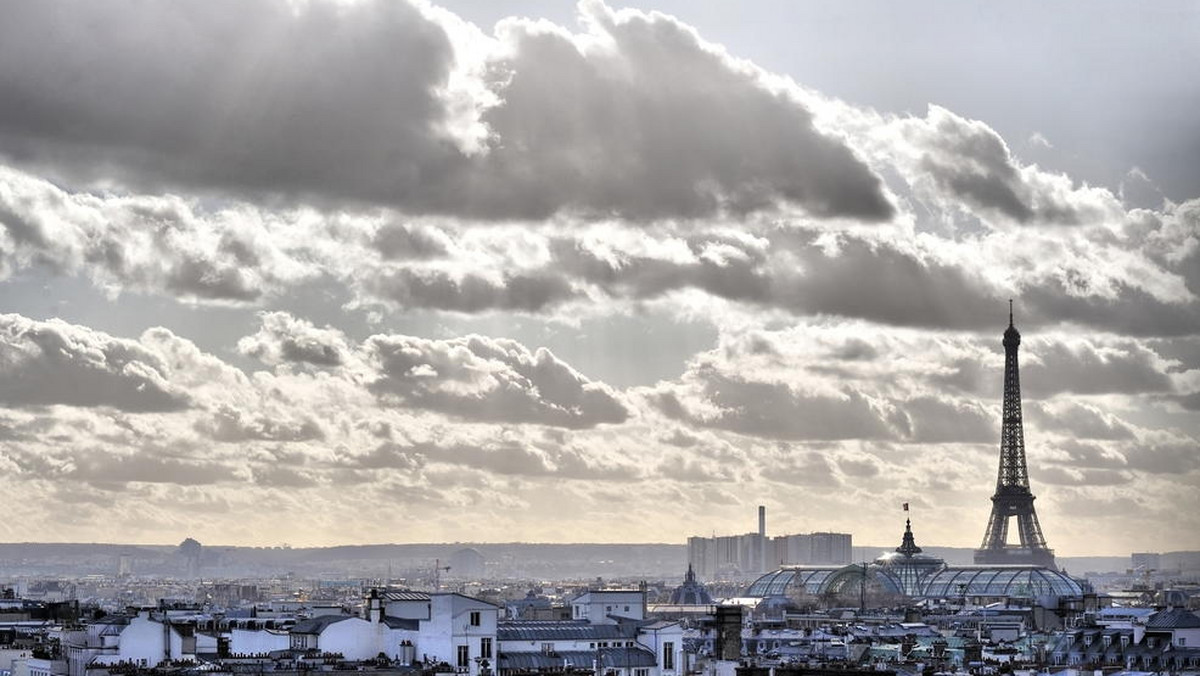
[[1146, 609, 1200, 629], [498, 647, 656, 670], [382, 591, 431, 602], [291, 615, 354, 634], [498, 621, 637, 641]]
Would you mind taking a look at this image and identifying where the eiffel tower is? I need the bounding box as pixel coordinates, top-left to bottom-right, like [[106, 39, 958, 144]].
[[974, 301, 1057, 569]]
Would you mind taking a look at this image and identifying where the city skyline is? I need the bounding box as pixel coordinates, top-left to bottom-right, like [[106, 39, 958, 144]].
[[0, 0, 1197, 554]]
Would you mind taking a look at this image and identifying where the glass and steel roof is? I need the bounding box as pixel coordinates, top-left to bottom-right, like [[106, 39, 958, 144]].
[[746, 564, 1083, 599], [920, 566, 1083, 598], [746, 567, 840, 597]]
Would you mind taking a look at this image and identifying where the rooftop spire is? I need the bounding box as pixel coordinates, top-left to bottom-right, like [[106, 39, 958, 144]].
[[896, 518, 923, 557], [1009, 298, 1013, 327]]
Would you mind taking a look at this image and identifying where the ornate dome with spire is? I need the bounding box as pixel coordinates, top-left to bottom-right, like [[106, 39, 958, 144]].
[[669, 564, 714, 605], [874, 518, 945, 597]]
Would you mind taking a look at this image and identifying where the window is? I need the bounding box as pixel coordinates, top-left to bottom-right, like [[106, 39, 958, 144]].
[[458, 645, 470, 668], [624, 606, 630, 611], [635, 670, 650, 676], [1180, 638, 1187, 647], [663, 642, 675, 671], [481, 638, 492, 659], [542, 643, 554, 655], [470, 611, 481, 627]]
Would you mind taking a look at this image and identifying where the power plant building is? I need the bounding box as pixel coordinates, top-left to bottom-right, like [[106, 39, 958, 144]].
[[687, 507, 851, 578]]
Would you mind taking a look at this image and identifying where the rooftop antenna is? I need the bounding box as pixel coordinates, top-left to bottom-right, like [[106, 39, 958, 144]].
[[1009, 298, 1014, 327]]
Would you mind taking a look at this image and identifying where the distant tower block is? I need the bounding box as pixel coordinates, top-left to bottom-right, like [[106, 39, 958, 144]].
[[974, 302, 1056, 569], [448, 547, 486, 579], [179, 537, 203, 579]]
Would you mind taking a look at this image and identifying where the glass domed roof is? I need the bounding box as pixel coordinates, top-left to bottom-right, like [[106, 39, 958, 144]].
[[920, 566, 1084, 598]]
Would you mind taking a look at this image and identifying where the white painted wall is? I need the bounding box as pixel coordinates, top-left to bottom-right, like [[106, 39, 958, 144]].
[[116, 613, 166, 667], [572, 592, 645, 625], [229, 628, 290, 656]]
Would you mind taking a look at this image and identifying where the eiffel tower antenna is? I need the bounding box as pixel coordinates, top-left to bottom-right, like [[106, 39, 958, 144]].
[[974, 301, 1057, 569]]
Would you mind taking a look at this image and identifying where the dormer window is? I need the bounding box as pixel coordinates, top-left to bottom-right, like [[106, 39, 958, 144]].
[[1102, 635, 1112, 648]]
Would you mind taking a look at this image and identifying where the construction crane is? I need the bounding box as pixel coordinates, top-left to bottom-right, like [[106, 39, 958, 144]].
[[433, 559, 451, 591]]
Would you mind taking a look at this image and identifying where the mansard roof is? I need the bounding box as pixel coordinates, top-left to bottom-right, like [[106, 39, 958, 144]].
[[1147, 608, 1200, 629], [498, 620, 637, 641]]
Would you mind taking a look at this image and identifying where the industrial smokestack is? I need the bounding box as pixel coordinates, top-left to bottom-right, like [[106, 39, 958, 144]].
[[758, 505, 767, 573]]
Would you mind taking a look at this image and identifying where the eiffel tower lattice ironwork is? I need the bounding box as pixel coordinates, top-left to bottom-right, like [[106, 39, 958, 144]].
[[974, 301, 1057, 569]]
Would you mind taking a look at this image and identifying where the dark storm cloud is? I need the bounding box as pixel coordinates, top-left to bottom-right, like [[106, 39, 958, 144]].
[[0, 0, 892, 222], [0, 314, 190, 412], [365, 333, 629, 428]]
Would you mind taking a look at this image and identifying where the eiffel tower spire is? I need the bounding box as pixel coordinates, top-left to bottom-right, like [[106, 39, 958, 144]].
[[974, 301, 1056, 569]]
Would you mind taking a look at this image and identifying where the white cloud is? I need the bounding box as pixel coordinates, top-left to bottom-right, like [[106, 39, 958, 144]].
[[365, 332, 629, 428]]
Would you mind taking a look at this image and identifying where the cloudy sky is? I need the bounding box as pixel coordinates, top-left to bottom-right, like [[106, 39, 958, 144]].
[[0, 0, 1197, 556]]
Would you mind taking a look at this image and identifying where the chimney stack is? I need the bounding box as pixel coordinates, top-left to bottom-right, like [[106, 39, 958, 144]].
[[758, 505, 767, 573]]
